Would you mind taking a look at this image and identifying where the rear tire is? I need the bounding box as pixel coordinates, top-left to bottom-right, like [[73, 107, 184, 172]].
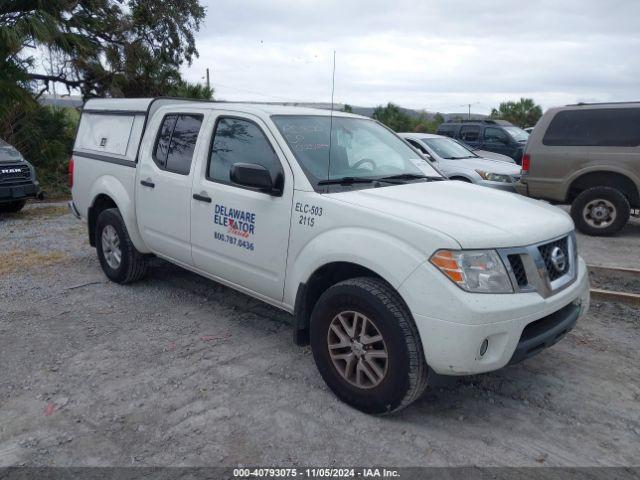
[[310, 277, 428, 414], [571, 187, 630, 236], [95, 208, 148, 283], [0, 200, 26, 213]]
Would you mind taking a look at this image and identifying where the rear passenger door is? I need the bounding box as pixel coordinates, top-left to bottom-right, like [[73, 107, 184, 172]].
[[190, 113, 293, 303], [136, 111, 204, 266], [459, 125, 481, 149]]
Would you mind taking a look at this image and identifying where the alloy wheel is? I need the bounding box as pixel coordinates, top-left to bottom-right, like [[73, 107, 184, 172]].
[[327, 310, 388, 389], [101, 224, 122, 269]]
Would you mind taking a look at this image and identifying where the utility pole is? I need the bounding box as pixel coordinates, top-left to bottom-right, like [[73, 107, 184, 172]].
[[460, 102, 480, 120], [206, 68, 210, 90]]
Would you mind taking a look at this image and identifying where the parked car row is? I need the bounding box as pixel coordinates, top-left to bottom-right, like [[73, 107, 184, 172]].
[[417, 103, 639, 236], [399, 133, 521, 191], [3, 100, 639, 237]]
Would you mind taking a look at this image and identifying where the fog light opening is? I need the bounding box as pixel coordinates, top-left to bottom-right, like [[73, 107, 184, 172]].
[[479, 338, 489, 357]]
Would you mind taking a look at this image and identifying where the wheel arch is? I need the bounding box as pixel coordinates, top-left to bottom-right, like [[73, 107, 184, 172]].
[[87, 177, 149, 252], [567, 170, 640, 207], [293, 262, 398, 346], [287, 227, 452, 346]]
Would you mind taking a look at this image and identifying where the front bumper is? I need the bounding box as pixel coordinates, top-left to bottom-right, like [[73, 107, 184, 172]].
[[0, 182, 39, 203], [400, 257, 590, 375], [514, 181, 528, 196]]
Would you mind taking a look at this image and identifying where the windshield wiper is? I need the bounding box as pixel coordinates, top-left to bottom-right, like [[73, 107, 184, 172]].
[[318, 173, 442, 186], [378, 173, 444, 182], [317, 177, 379, 186]]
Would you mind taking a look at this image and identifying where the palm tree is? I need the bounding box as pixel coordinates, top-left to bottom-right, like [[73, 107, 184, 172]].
[[490, 98, 543, 127]]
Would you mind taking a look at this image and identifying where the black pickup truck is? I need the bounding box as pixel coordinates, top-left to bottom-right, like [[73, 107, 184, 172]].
[[0, 139, 42, 213]]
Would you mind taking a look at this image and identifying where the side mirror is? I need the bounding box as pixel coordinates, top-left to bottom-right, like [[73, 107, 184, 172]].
[[230, 163, 280, 195], [422, 152, 435, 162]]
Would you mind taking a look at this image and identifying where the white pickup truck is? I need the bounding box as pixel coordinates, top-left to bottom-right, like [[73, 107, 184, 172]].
[[70, 98, 590, 414]]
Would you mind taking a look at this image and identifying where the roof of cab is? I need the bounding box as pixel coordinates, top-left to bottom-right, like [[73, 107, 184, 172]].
[[82, 97, 363, 119]]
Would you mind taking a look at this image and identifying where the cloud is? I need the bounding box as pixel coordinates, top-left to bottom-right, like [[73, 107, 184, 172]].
[[182, 0, 640, 113]]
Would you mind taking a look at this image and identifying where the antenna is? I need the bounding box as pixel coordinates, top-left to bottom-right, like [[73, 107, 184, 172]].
[[326, 50, 336, 182]]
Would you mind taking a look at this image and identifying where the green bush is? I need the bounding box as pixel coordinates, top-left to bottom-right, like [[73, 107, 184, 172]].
[[1, 104, 77, 198]]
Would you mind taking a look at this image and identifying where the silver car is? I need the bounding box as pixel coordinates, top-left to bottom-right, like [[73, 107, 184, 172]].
[[399, 133, 522, 192]]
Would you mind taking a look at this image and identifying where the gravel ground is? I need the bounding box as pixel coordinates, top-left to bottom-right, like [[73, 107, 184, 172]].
[[563, 206, 640, 270], [589, 268, 640, 294], [1, 202, 639, 467]]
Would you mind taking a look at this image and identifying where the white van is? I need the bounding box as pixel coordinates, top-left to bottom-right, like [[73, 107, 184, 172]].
[[70, 98, 590, 414]]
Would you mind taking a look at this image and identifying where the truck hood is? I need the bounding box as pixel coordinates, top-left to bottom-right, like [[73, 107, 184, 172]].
[[328, 181, 574, 249], [0, 145, 24, 163], [473, 150, 515, 163]]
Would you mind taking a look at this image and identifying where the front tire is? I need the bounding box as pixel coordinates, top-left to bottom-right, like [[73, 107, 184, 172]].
[[95, 208, 148, 283], [310, 277, 428, 414], [571, 187, 630, 236], [0, 200, 26, 213]]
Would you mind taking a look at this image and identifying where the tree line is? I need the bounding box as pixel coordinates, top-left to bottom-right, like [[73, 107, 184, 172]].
[[0, 0, 210, 196], [1, 2, 544, 196], [370, 98, 543, 133]]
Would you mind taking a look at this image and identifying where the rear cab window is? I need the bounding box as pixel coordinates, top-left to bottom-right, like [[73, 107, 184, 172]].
[[153, 113, 204, 175], [543, 108, 640, 147]]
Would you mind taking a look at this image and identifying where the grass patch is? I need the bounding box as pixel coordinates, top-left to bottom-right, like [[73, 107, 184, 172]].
[[0, 249, 69, 276]]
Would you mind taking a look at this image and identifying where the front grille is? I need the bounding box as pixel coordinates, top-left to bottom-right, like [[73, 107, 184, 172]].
[[538, 237, 570, 281], [508, 254, 528, 287], [0, 164, 30, 184]]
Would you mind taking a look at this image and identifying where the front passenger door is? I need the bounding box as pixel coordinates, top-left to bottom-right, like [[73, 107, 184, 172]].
[[190, 114, 293, 302], [482, 127, 512, 157]]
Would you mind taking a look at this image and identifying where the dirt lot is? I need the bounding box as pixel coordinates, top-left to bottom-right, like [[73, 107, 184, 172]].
[[1, 202, 639, 467]]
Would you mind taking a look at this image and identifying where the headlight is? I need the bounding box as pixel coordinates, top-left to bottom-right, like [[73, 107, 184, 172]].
[[475, 170, 512, 183], [430, 249, 513, 293]]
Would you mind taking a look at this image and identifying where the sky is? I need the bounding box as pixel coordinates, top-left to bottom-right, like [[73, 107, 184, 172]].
[[180, 0, 640, 114]]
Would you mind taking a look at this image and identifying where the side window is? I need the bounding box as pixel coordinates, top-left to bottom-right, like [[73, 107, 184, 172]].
[[407, 139, 428, 154], [208, 117, 282, 186], [484, 127, 508, 143], [166, 115, 203, 175], [153, 115, 177, 168], [543, 108, 640, 147], [437, 126, 455, 138], [460, 126, 480, 142], [153, 114, 203, 174]]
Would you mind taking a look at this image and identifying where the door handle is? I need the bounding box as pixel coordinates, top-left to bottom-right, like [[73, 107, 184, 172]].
[[193, 193, 212, 203], [140, 179, 155, 188]]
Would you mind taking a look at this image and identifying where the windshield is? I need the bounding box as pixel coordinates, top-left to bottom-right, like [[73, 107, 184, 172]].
[[503, 126, 529, 142], [0, 139, 22, 161], [272, 115, 441, 189], [423, 137, 478, 159]]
